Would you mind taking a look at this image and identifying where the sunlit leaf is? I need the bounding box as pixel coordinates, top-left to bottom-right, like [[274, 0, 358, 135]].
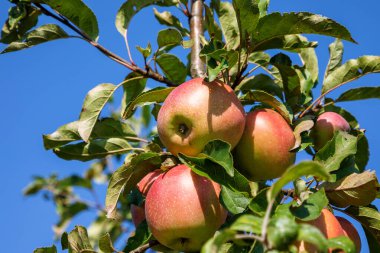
[[324, 39, 344, 79], [156, 53, 187, 84], [153, 8, 189, 36], [290, 189, 328, 221], [220, 186, 251, 214], [336, 86, 380, 102], [213, 1, 240, 50]]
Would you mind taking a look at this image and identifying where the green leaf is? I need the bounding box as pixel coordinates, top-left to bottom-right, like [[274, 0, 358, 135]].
[[252, 34, 318, 52], [324, 39, 344, 79], [249, 188, 270, 217], [296, 223, 328, 252], [323, 171, 378, 208], [105, 152, 162, 219], [123, 221, 152, 252], [356, 131, 370, 171], [204, 5, 223, 41], [121, 74, 147, 117], [267, 216, 299, 250], [220, 186, 251, 214], [213, 1, 240, 50], [56, 202, 88, 229], [290, 189, 328, 221], [122, 86, 174, 119], [322, 56, 380, 93], [233, 0, 259, 42], [43, 118, 136, 150], [153, 8, 189, 36], [239, 90, 292, 124], [61, 232, 69, 250], [156, 53, 187, 84], [236, 74, 283, 99], [157, 28, 182, 49], [178, 140, 250, 192], [1, 24, 68, 53], [136, 43, 152, 58], [57, 175, 92, 189], [67, 226, 95, 253], [116, 0, 177, 36], [53, 138, 136, 161], [33, 245, 57, 253], [1, 6, 40, 44], [363, 226, 380, 253], [336, 86, 380, 102], [42, 0, 98, 40], [327, 236, 355, 253], [252, 12, 356, 51], [268, 161, 330, 201], [23, 176, 47, 195], [291, 117, 314, 151], [78, 83, 118, 142], [314, 131, 357, 173], [345, 206, 380, 249], [201, 229, 237, 253], [299, 35, 318, 84], [98, 233, 114, 253], [229, 214, 263, 234]]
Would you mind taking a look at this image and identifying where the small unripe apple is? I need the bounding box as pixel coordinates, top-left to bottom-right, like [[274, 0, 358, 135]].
[[136, 169, 163, 196], [234, 108, 296, 181], [336, 217, 361, 252], [145, 164, 227, 252], [297, 209, 345, 252], [312, 112, 350, 150], [130, 204, 145, 227], [157, 78, 245, 156]]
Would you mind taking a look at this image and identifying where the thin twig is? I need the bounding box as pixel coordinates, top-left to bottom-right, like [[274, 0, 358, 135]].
[[34, 3, 176, 87], [124, 30, 135, 65], [261, 199, 275, 243], [234, 233, 263, 242], [129, 240, 159, 253]]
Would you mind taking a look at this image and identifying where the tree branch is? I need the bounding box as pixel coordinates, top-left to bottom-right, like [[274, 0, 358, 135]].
[[34, 3, 176, 87], [129, 240, 159, 253], [190, 0, 206, 78]]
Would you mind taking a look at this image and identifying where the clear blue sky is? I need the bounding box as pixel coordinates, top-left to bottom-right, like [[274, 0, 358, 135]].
[[0, 1, 379, 252]]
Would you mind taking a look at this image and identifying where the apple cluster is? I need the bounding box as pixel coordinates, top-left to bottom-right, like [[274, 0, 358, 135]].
[[131, 78, 360, 252]]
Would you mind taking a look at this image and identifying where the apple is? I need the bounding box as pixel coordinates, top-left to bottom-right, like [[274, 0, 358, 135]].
[[337, 217, 361, 252], [234, 108, 296, 181], [157, 78, 245, 156], [131, 204, 145, 227], [297, 209, 345, 252], [137, 169, 163, 196], [312, 112, 350, 150], [145, 164, 227, 252]]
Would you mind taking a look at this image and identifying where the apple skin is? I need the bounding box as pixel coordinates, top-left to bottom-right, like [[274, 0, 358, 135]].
[[234, 108, 296, 181], [312, 112, 350, 150], [297, 209, 346, 253], [337, 217, 361, 252], [137, 169, 163, 196], [131, 204, 145, 227], [157, 78, 245, 156], [145, 164, 227, 252]]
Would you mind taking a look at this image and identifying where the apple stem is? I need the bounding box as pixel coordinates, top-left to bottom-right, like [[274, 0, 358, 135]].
[[190, 0, 206, 78]]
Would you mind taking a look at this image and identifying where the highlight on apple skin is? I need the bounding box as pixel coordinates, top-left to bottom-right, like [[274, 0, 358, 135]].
[[157, 78, 246, 156], [312, 111, 350, 150], [234, 108, 296, 181], [297, 209, 345, 252], [144, 164, 227, 252], [336, 216, 362, 252]]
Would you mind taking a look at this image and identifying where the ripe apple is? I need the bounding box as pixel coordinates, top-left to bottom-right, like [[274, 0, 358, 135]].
[[336, 217, 361, 252], [234, 108, 296, 181], [131, 204, 145, 227], [145, 164, 227, 252], [157, 78, 245, 156], [137, 169, 163, 196], [297, 209, 345, 252], [312, 112, 350, 150]]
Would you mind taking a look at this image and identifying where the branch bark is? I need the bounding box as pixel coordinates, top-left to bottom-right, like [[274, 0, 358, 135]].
[[34, 3, 176, 87], [190, 0, 206, 78], [129, 240, 159, 253]]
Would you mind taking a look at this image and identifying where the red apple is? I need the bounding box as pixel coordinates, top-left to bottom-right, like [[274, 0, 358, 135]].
[[137, 169, 163, 196], [145, 164, 227, 252], [157, 78, 245, 156], [312, 112, 350, 150], [131, 204, 145, 227], [297, 209, 346, 252], [234, 108, 296, 181], [337, 217, 361, 252]]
